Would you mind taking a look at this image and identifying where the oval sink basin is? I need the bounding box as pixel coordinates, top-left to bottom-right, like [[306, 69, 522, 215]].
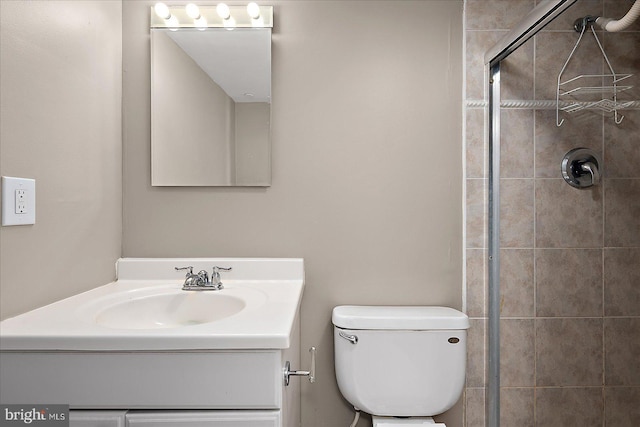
[[94, 293, 246, 330]]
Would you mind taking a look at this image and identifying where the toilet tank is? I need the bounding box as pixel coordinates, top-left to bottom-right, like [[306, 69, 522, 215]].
[[332, 306, 470, 417]]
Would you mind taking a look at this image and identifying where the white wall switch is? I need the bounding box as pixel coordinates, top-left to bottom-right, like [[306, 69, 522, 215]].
[[2, 176, 36, 226]]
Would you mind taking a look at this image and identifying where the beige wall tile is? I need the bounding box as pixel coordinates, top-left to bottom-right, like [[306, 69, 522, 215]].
[[500, 319, 535, 387], [465, 0, 535, 31], [536, 249, 603, 317], [535, 387, 604, 427], [534, 110, 603, 179], [536, 318, 603, 386], [605, 318, 640, 386], [500, 249, 534, 317], [467, 318, 486, 388], [603, 32, 640, 100], [605, 387, 640, 427], [467, 250, 487, 317], [467, 108, 486, 179], [535, 179, 603, 248], [604, 179, 640, 247], [465, 388, 485, 427], [500, 388, 534, 427], [604, 110, 640, 178], [500, 179, 534, 247], [501, 110, 534, 178], [501, 37, 535, 101], [467, 179, 487, 249], [466, 31, 505, 100], [604, 248, 640, 316], [535, 32, 604, 101]]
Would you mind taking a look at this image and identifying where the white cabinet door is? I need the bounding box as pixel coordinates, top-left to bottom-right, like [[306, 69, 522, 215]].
[[125, 411, 281, 427], [69, 411, 127, 427]]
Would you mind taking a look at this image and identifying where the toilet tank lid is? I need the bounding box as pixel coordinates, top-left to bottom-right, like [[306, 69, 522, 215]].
[[332, 306, 470, 330]]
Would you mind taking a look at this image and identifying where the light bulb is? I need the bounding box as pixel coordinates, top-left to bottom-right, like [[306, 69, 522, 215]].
[[195, 16, 207, 29], [185, 3, 201, 19], [247, 2, 261, 19], [154, 2, 171, 20], [167, 15, 179, 30], [216, 3, 231, 20], [223, 16, 236, 28]]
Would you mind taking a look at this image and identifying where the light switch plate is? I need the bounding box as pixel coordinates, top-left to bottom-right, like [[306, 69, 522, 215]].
[[2, 176, 36, 226]]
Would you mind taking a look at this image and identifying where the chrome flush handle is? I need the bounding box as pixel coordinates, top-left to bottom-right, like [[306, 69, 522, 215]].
[[338, 331, 358, 344]]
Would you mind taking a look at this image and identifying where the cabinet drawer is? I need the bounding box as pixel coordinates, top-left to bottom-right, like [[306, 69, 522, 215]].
[[1, 351, 282, 409], [69, 410, 127, 427], [126, 410, 281, 427]]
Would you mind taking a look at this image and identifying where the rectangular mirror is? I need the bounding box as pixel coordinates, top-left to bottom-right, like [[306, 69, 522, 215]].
[[150, 6, 272, 186]]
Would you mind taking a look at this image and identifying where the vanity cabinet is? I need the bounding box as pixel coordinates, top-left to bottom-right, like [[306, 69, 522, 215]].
[[69, 410, 280, 427], [69, 411, 127, 427], [126, 411, 280, 426], [0, 258, 305, 427]]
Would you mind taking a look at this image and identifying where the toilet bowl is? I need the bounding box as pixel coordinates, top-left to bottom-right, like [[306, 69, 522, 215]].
[[332, 305, 469, 426]]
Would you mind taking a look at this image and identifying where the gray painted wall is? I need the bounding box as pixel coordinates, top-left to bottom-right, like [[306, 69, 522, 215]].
[[123, 1, 464, 425], [0, 0, 123, 320], [0, 0, 464, 425]]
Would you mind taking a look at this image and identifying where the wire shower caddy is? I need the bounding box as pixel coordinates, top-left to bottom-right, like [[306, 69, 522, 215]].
[[556, 16, 634, 126]]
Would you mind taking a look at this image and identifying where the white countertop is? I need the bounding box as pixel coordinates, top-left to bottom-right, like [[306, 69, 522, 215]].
[[0, 258, 304, 351]]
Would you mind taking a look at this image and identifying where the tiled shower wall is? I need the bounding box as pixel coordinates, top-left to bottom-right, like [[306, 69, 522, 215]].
[[464, 0, 640, 426]]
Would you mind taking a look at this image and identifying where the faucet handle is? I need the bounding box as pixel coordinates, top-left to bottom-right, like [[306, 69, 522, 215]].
[[175, 266, 194, 275], [211, 266, 232, 288], [212, 266, 232, 278]]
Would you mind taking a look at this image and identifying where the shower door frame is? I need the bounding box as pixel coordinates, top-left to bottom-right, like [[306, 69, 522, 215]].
[[483, 1, 578, 426]]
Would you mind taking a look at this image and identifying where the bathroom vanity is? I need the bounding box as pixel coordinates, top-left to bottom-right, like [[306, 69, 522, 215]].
[[0, 258, 305, 427]]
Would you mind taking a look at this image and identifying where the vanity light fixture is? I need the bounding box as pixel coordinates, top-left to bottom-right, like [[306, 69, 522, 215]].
[[154, 2, 179, 29], [150, 3, 273, 29]]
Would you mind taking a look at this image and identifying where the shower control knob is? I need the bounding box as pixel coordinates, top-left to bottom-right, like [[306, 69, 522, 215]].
[[561, 148, 602, 188]]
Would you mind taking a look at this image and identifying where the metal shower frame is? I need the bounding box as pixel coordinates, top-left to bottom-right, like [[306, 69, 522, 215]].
[[483, 1, 579, 426]]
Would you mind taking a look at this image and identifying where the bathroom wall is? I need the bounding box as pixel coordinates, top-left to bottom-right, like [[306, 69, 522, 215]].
[[0, 1, 123, 320], [122, 1, 464, 426], [464, 0, 640, 425]]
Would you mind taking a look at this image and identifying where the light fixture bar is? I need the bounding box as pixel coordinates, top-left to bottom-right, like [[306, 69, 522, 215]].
[[150, 4, 273, 28]]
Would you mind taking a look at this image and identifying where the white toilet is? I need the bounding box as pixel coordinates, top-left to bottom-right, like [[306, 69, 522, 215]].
[[332, 305, 470, 427]]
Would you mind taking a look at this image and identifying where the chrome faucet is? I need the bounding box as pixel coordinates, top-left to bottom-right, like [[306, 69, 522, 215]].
[[175, 266, 232, 291]]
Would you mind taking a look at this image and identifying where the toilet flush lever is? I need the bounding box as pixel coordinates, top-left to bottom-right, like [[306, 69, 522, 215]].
[[339, 331, 358, 344], [284, 347, 316, 386]]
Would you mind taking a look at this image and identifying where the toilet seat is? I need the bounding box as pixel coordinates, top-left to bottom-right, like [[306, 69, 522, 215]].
[[372, 416, 446, 426]]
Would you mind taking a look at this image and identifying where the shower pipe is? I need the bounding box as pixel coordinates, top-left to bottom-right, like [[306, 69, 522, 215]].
[[483, 1, 578, 426], [596, 0, 640, 32]]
